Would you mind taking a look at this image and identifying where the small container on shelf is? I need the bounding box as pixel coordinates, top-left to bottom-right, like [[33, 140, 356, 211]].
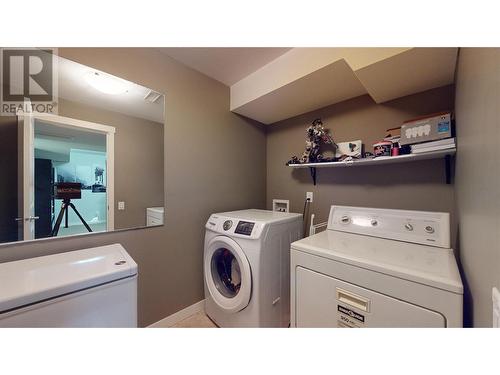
[[373, 141, 392, 157]]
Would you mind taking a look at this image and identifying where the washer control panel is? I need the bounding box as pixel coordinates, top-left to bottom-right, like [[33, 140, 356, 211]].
[[234, 221, 255, 236], [206, 215, 263, 239], [329, 206, 451, 248]]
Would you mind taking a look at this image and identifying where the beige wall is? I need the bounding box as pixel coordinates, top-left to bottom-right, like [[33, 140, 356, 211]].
[[58, 98, 164, 230], [0, 48, 267, 327], [266, 85, 456, 243], [454, 48, 500, 327]]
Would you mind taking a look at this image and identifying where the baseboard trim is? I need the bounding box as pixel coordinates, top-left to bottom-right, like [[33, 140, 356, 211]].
[[148, 299, 205, 328]]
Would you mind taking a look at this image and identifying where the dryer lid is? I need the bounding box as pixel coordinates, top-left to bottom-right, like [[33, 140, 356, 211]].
[[291, 230, 463, 294], [0, 244, 137, 313]]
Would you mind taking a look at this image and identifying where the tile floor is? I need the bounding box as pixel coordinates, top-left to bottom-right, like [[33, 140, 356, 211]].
[[172, 312, 218, 328]]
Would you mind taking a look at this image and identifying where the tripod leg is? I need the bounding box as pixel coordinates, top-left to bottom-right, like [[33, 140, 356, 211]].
[[68, 203, 93, 233], [65, 204, 69, 228], [51, 203, 67, 237]]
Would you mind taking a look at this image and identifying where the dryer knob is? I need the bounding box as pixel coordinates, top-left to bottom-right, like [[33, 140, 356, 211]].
[[340, 216, 350, 224]]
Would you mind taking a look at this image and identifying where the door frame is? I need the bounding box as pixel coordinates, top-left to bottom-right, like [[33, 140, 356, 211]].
[[18, 109, 116, 235], [17, 105, 35, 240]]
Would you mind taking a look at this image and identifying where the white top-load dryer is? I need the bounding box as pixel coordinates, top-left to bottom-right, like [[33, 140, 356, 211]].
[[204, 209, 303, 327], [291, 206, 463, 328], [0, 244, 137, 327]]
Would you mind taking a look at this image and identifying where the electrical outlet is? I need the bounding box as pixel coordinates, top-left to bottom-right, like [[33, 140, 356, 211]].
[[118, 201, 125, 210], [306, 192, 313, 203]]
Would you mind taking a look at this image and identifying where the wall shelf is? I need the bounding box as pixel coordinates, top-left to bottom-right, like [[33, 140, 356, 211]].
[[288, 148, 456, 185]]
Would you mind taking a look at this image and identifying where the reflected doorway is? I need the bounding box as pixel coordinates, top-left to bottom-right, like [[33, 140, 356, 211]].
[[17, 108, 115, 241]]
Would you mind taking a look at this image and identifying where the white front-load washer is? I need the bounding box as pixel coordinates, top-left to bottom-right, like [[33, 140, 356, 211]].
[[204, 209, 303, 327], [291, 206, 463, 328]]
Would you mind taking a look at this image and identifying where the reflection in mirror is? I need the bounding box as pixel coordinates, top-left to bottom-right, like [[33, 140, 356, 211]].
[[0, 52, 165, 245]]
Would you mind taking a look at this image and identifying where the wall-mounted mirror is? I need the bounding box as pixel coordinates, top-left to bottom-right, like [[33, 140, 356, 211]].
[[0, 49, 165, 245]]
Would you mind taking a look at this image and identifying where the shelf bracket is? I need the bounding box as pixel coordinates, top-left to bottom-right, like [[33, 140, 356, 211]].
[[309, 167, 317, 185], [445, 155, 451, 184]]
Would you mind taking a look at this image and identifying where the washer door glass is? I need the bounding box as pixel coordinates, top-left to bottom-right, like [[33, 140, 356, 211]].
[[204, 236, 252, 313], [211, 248, 242, 298]]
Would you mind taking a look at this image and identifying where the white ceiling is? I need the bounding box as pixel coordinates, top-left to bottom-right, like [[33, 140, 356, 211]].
[[230, 47, 459, 124], [159, 48, 291, 86], [57, 55, 164, 123]]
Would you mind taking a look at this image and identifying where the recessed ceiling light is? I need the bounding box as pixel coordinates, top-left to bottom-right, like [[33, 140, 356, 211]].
[[84, 71, 130, 95]]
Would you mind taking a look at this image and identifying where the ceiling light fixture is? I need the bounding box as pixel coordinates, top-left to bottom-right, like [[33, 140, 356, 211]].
[[84, 71, 130, 95]]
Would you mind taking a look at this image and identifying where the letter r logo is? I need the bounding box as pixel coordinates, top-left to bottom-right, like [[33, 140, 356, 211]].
[[2, 49, 53, 101]]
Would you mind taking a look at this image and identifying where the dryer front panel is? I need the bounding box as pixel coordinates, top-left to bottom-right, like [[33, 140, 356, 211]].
[[295, 266, 445, 328]]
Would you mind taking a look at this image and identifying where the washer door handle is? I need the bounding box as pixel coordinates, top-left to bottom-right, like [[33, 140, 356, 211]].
[[15, 216, 39, 222]]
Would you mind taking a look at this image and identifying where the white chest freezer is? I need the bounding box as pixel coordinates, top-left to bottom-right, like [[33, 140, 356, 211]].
[[0, 243, 137, 327]]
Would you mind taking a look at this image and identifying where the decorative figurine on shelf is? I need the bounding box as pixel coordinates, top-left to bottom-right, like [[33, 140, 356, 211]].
[[286, 118, 336, 165]]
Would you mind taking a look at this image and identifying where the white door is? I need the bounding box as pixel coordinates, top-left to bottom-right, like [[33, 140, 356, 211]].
[[204, 236, 252, 313], [16, 102, 36, 241]]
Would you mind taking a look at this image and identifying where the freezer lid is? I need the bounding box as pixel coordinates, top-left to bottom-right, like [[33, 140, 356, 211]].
[[291, 230, 463, 294], [0, 243, 137, 313]]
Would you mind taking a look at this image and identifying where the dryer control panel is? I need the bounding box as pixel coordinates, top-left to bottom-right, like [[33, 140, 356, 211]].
[[328, 206, 451, 248]]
